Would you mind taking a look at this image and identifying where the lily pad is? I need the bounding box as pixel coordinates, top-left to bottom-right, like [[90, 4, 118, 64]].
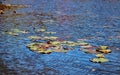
[[96, 46, 108, 51], [81, 45, 93, 49], [43, 36, 58, 40], [28, 36, 41, 40], [37, 50, 52, 54], [5, 31, 19, 36], [83, 49, 98, 54], [45, 32, 56, 34], [61, 41, 77, 46], [90, 58, 109, 63], [96, 54, 104, 58], [51, 41, 60, 46], [77, 42, 89, 46], [36, 29, 46, 32], [97, 49, 112, 54]]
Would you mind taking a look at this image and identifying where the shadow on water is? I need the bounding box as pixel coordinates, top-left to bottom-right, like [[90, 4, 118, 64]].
[[0, 58, 17, 75]]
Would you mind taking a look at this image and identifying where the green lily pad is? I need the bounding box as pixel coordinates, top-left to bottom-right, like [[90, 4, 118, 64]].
[[43, 36, 58, 40], [12, 29, 21, 33], [5, 31, 19, 36], [90, 58, 109, 63], [61, 41, 77, 46], [28, 36, 41, 40]]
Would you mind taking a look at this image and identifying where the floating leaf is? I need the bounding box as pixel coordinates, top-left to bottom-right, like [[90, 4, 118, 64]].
[[97, 49, 112, 54], [81, 45, 93, 49], [51, 41, 60, 46], [43, 36, 58, 40], [36, 29, 46, 32], [42, 20, 54, 23], [38, 50, 52, 54], [90, 58, 109, 63], [96, 46, 108, 51], [96, 54, 104, 58], [12, 29, 21, 33], [45, 32, 56, 34], [0, 10, 4, 14], [77, 42, 89, 46], [83, 49, 98, 54], [5, 31, 19, 36], [61, 41, 77, 46], [28, 36, 41, 40]]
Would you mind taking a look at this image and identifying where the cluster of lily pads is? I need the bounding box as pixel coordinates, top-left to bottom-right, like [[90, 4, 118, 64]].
[[27, 35, 77, 54], [4, 27, 112, 63], [79, 43, 112, 63], [26, 29, 112, 63]]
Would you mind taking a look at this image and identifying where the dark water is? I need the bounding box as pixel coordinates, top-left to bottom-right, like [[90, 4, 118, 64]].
[[0, 0, 120, 75]]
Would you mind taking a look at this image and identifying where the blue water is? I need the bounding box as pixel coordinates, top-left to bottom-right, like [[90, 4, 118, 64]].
[[0, 0, 120, 75]]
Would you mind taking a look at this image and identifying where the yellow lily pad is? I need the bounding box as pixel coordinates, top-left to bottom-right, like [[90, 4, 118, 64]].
[[90, 58, 109, 63], [81, 45, 93, 49], [36, 29, 46, 32], [37, 50, 52, 54], [51, 41, 60, 46], [100, 46, 108, 50], [96, 46, 108, 51], [96, 54, 104, 58], [77, 42, 89, 46]]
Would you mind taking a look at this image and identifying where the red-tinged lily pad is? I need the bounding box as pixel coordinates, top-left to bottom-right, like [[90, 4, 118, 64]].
[[0, 10, 4, 14], [90, 58, 109, 63]]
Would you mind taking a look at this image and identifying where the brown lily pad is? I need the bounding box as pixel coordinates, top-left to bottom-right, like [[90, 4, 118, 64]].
[[97, 49, 112, 54], [83, 49, 98, 54]]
